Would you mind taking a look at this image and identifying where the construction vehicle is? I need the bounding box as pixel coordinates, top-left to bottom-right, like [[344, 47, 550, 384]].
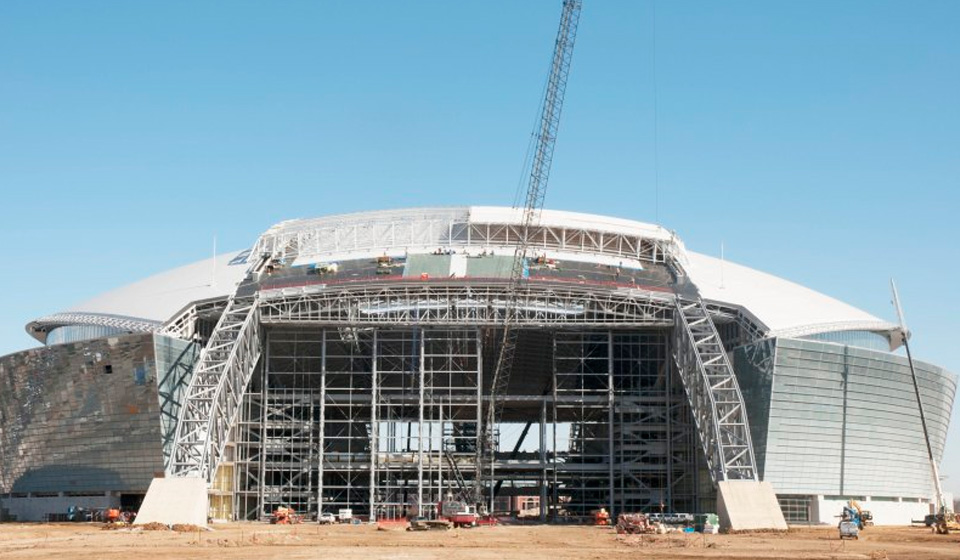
[[931, 511, 960, 535], [838, 519, 859, 540], [439, 500, 479, 528], [837, 502, 863, 530], [842, 500, 872, 530], [593, 507, 610, 526], [836, 502, 863, 539], [891, 282, 957, 535]]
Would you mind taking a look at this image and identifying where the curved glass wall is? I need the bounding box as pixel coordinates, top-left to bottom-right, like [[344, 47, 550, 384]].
[[801, 330, 890, 352], [734, 337, 956, 499], [45, 325, 129, 346]]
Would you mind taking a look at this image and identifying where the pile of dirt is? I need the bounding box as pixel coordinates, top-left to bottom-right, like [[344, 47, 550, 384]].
[[171, 524, 203, 533], [139, 522, 170, 531]]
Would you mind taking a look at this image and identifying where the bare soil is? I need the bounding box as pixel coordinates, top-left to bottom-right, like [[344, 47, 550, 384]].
[[0, 522, 958, 559]]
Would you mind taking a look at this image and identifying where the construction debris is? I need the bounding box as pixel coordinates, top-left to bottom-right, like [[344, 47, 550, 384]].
[[270, 507, 302, 525], [615, 513, 656, 534], [407, 518, 453, 531]]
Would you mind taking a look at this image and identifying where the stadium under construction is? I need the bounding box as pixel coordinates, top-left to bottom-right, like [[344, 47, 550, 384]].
[[1, 0, 955, 531], [0, 206, 955, 527]]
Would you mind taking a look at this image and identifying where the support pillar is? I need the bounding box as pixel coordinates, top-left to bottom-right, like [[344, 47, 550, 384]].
[[317, 330, 327, 520], [607, 330, 615, 517], [369, 330, 378, 520], [539, 399, 547, 523], [417, 328, 425, 516]]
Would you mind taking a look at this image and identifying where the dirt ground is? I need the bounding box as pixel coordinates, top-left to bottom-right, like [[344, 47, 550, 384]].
[[0, 522, 958, 560]]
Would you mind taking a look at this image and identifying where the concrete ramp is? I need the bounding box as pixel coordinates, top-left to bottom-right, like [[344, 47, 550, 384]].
[[134, 477, 207, 527], [717, 480, 787, 532]]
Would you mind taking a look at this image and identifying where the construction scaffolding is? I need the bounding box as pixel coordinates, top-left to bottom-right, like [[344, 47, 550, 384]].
[[229, 325, 701, 521]]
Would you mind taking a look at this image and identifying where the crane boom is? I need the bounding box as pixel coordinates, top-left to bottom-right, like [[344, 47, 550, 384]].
[[481, 0, 582, 508], [891, 279, 948, 513]]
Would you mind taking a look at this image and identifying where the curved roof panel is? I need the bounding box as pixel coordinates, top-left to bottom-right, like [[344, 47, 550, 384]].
[[25, 207, 898, 346], [685, 251, 897, 340], [64, 250, 246, 322]]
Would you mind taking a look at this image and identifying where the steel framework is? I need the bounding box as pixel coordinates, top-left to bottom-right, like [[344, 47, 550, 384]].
[[169, 293, 263, 482], [161, 297, 231, 341], [258, 282, 674, 327], [227, 325, 699, 521], [249, 209, 680, 268], [162, 270, 766, 498], [673, 297, 758, 482]]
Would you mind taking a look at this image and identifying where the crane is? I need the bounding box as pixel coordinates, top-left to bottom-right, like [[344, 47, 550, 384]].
[[480, 0, 582, 512], [891, 280, 957, 533]]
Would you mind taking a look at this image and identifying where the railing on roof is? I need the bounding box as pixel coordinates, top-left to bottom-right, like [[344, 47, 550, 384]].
[[250, 210, 685, 267]]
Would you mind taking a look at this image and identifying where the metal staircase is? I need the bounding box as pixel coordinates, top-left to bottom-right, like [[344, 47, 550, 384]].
[[169, 292, 262, 483], [673, 297, 758, 482]]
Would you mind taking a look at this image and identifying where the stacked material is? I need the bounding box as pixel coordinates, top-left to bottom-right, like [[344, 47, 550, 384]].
[[616, 513, 655, 534]]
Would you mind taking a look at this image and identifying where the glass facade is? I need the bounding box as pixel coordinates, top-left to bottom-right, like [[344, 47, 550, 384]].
[[0, 334, 179, 496], [45, 325, 128, 346], [734, 337, 956, 499], [777, 495, 812, 523], [153, 336, 200, 468], [801, 330, 890, 353]]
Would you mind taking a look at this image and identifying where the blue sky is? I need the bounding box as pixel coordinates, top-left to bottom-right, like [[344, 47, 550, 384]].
[[2, 1, 959, 493]]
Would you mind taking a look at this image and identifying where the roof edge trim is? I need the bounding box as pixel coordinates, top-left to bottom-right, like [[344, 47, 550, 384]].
[[26, 312, 162, 344]]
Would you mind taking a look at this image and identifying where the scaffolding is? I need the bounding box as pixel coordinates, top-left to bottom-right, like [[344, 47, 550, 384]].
[[231, 325, 700, 520]]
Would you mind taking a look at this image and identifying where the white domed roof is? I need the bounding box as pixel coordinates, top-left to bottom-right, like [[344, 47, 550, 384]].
[[685, 251, 896, 339], [26, 207, 898, 346]]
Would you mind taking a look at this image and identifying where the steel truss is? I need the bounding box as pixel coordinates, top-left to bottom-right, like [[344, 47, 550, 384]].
[[250, 209, 681, 267], [703, 301, 768, 349], [161, 297, 230, 341], [169, 294, 263, 482], [673, 297, 758, 482], [258, 282, 674, 327]]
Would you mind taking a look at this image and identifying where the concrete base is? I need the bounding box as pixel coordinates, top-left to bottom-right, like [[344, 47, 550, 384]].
[[717, 480, 788, 532], [134, 477, 207, 527]]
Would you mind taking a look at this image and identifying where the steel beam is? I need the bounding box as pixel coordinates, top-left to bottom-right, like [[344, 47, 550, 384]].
[[258, 283, 674, 328]]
